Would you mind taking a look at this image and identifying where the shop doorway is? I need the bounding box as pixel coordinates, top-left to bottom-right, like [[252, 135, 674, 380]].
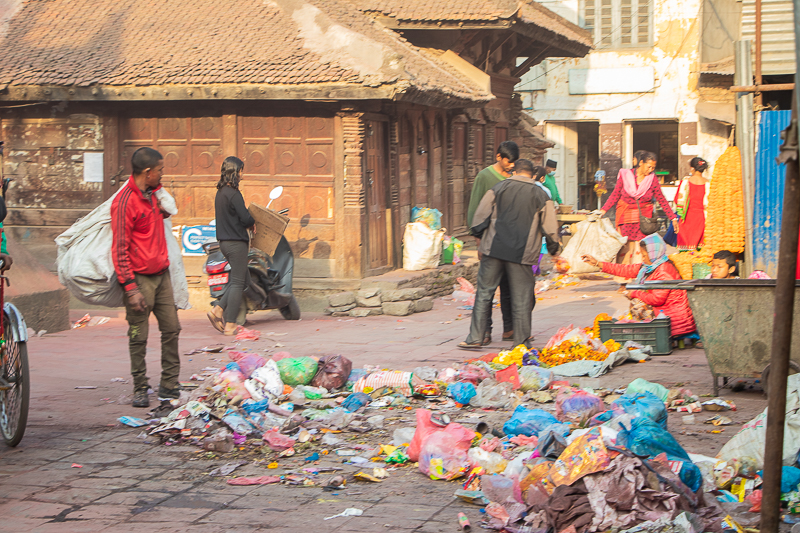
[[629, 121, 680, 185]]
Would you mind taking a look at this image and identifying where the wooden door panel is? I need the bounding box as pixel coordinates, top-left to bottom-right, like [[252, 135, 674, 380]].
[[365, 120, 389, 271], [274, 142, 303, 175], [191, 116, 223, 139], [161, 145, 189, 176], [190, 144, 224, 176], [157, 117, 189, 141], [241, 144, 271, 175], [306, 145, 333, 177]]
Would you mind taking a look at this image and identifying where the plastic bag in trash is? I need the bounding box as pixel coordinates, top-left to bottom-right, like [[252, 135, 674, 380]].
[[228, 351, 266, 378], [518, 366, 553, 392], [591, 391, 668, 428], [411, 206, 443, 230], [403, 222, 445, 270], [469, 379, 514, 409], [408, 408, 453, 462], [342, 392, 372, 412], [262, 429, 295, 451], [537, 430, 568, 460], [310, 354, 352, 391], [392, 427, 416, 447], [250, 360, 284, 399], [480, 473, 517, 504], [555, 388, 604, 423], [276, 357, 318, 386], [447, 382, 477, 405], [503, 406, 559, 437], [616, 416, 702, 491], [625, 378, 669, 402], [418, 423, 475, 480], [412, 366, 439, 382], [559, 214, 627, 274], [468, 448, 508, 474]]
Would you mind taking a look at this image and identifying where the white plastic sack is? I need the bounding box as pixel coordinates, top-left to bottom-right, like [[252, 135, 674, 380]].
[[55, 188, 190, 309], [402, 222, 445, 271], [561, 213, 627, 274], [716, 373, 800, 469]]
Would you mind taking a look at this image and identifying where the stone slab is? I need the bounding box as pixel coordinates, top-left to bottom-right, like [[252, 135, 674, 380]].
[[413, 296, 434, 313], [382, 300, 415, 316], [381, 287, 427, 302], [350, 307, 383, 317], [327, 291, 356, 307]]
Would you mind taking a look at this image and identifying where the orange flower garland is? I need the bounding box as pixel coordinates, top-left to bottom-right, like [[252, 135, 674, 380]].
[[699, 147, 746, 261]]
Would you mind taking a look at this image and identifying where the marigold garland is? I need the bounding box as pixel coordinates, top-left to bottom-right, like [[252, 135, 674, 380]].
[[698, 146, 745, 261]]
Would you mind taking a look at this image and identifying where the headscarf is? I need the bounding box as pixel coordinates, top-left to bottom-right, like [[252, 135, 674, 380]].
[[636, 233, 670, 284], [620, 167, 655, 199]]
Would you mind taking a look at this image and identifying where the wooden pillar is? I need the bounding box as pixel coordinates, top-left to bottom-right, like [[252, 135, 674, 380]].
[[222, 113, 237, 159], [599, 123, 623, 196], [337, 110, 366, 278]]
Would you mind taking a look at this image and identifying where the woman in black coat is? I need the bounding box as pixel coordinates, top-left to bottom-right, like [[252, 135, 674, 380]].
[[208, 157, 256, 335]]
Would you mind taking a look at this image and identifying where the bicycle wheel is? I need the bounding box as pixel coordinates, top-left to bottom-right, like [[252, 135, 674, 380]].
[[0, 312, 29, 447]]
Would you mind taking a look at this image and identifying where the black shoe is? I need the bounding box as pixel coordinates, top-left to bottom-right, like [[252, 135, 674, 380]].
[[132, 389, 150, 408], [157, 385, 182, 402]]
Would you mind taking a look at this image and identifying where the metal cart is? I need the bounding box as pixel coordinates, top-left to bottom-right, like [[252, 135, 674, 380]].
[[626, 279, 800, 395]]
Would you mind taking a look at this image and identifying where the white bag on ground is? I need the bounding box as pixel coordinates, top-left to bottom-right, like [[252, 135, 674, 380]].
[[716, 373, 800, 469], [402, 222, 445, 271], [56, 188, 190, 309], [561, 213, 627, 274]]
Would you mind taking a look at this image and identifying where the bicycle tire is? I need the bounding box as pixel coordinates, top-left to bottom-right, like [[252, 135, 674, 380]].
[[1, 312, 29, 447]]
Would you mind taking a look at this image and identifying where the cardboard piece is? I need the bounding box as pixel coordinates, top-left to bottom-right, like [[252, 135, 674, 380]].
[[248, 203, 289, 256]]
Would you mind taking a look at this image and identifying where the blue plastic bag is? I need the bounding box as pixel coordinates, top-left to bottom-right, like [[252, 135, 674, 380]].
[[616, 417, 702, 492], [503, 406, 559, 437], [447, 382, 477, 405], [411, 206, 443, 230], [613, 392, 668, 428], [242, 398, 270, 414], [664, 219, 678, 246], [342, 392, 372, 412], [782, 466, 800, 493]]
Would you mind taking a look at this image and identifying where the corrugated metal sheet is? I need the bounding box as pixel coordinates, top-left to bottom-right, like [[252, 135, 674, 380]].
[[752, 109, 791, 277], [742, 0, 795, 75]]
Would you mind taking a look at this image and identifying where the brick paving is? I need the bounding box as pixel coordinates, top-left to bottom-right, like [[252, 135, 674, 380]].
[[0, 278, 768, 531]]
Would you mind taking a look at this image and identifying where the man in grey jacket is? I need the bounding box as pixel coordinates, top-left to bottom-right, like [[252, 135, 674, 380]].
[[458, 159, 561, 349]]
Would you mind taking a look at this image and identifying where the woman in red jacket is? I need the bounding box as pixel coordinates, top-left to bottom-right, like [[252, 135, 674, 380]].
[[581, 234, 697, 337]]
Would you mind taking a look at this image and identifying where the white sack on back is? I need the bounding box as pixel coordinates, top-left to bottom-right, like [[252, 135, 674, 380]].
[[56, 188, 191, 309], [561, 214, 628, 274], [403, 222, 445, 271]]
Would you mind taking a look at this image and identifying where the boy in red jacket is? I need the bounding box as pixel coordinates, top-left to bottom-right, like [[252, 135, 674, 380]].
[[111, 147, 181, 408]]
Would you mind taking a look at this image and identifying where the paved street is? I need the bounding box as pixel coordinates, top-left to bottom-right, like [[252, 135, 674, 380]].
[[0, 278, 769, 531]]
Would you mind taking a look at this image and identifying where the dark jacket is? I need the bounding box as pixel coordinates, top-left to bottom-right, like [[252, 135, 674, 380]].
[[215, 186, 255, 242], [111, 177, 170, 292], [470, 175, 561, 265]]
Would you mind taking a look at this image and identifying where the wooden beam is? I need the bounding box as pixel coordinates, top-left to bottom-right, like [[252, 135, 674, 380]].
[[730, 83, 795, 92], [511, 45, 553, 78], [494, 39, 537, 72], [452, 30, 483, 54], [486, 31, 514, 58]]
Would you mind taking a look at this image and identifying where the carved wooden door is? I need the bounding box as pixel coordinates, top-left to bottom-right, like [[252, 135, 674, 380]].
[[365, 120, 389, 272]]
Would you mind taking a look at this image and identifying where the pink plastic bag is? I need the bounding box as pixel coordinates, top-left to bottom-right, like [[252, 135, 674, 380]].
[[262, 429, 295, 451], [272, 351, 292, 362], [407, 409, 441, 462], [555, 388, 604, 423], [229, 351, 266, 377], [457, 364, 492, 385], [235, 327, 261, 341], [418, 423, 476, 480]]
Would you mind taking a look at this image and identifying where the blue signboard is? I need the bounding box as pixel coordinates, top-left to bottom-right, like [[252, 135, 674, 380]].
[[181, 225, 217, 256]]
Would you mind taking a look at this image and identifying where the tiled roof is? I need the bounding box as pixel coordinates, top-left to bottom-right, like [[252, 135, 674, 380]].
[[0, 0, 493, 102], [357, 0, 592, 50]]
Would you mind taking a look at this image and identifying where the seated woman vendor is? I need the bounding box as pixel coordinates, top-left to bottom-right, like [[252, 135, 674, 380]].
[[581, 234, 697, 338]]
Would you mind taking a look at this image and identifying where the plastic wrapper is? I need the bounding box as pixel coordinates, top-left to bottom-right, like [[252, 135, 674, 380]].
[[222, 412, 257, 435], [625, 378, 669, 402], [495, 365, 521, 389], [418, 423, 475, 480], [447, 382, 477, 405], [311, 354, 352, 391], [746, 489, 762, 512], [456, 364, 492, 385], [228, 351, 266, 378], [503, 406, 560, 437], [346, 369, 369, 390], [408, 409, 442, 462], [276, 357, 318, 386], [616, 416, 702, 491], [411, 206, 443, 230], [353, 370, 426, 397], [412, 366, 438, 382], [250, 360, 284, 399], [469, 379, 514, 409], [555, 388, 604, 423], [342, 392, 372, 412], [518, 366, 553, 392], [546, 431, 610, 488], [480, 474, 516, 504], [262, 429, 295, 451], [295, 385, 326, 400], [392, 427, 416, 447], [467, 448, 508, 474]]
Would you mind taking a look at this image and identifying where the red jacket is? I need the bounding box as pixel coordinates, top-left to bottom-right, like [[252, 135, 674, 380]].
[[111, 177, 169, 292], [599, 260, 697, 337]]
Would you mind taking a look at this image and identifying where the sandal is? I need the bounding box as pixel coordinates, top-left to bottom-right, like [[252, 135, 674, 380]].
[[206, 311, 224, 333], [483, 333, 492, 346], [457, 340, 484, 350], [502, 330, 514, 341]]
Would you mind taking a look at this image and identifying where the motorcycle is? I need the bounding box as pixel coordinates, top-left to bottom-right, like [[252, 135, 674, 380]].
[[203, 186, 300, 322]]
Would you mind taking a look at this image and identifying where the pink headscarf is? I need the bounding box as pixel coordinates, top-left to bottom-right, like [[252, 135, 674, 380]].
[[619, 168, 654, 199]]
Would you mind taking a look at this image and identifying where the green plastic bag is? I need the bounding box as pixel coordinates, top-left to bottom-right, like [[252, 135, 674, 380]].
[[625, 377, 669, 403], [277, 357, 319, 386]]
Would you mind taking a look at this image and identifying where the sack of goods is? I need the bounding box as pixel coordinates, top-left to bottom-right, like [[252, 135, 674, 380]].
[[403, 222, 445, 271], [560, 213, 627, 274], [55, 188, 190, 309]]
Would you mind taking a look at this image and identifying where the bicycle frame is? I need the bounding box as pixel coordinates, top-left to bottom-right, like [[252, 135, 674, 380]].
[[0, 277, 28, 344]]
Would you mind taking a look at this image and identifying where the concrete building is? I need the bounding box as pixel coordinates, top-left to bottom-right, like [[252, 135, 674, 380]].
[[516, 0, 742, 210]]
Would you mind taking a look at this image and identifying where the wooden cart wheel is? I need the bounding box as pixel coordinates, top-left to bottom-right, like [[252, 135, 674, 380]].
[[761, 361, 800, 397]]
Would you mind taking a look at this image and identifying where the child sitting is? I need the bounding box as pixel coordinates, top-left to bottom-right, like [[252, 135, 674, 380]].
[[709, 250, 739, 279]]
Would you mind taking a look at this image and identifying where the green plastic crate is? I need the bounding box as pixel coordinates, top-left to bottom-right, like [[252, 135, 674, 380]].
[[598, 318, 672, 355]]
